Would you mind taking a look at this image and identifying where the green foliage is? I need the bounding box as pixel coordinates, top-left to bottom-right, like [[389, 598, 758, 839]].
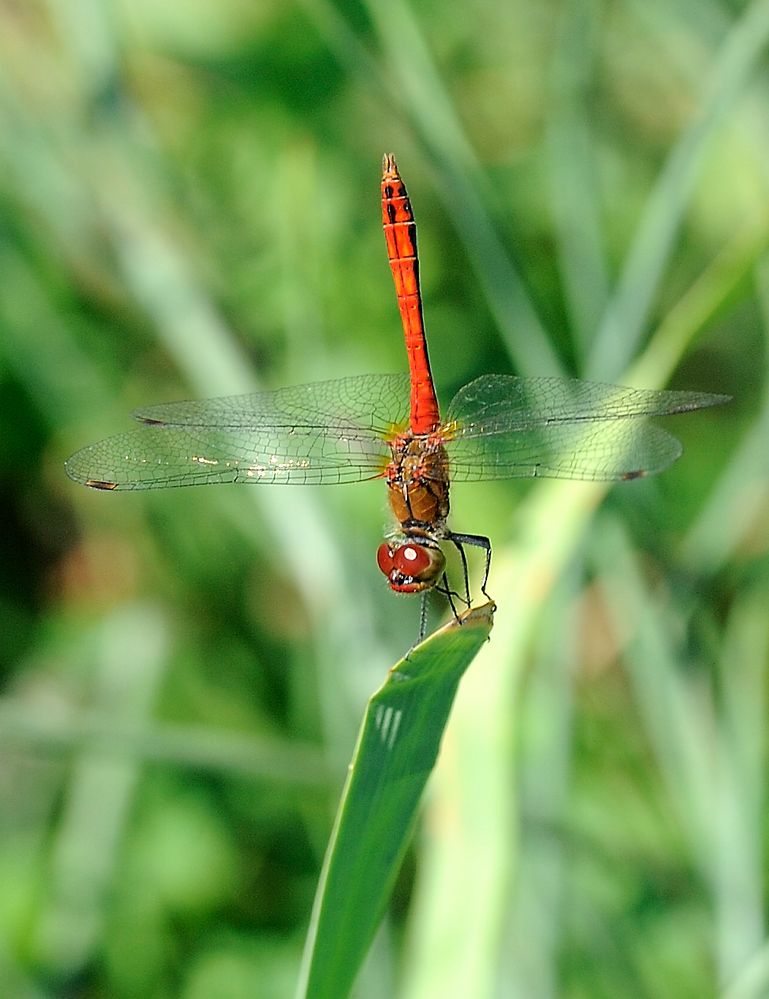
[[299, 604, 494, 998], [1, 1, 767, 997]]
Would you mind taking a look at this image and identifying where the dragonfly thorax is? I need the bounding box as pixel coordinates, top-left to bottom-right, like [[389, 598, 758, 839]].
[[385, 431, 450, 532]]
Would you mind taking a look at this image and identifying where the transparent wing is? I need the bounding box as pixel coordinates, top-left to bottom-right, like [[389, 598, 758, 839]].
[[133, 373, 411, 430], [66, 374, 410, 491], [443, 375, 729, 482]]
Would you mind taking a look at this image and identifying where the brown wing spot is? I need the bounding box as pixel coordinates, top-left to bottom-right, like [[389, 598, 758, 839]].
[[85, 479, 119, 490], [621, 469, 648, 481]]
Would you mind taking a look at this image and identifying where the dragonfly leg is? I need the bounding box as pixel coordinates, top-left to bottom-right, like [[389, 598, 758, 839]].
[[415, 582, 461, 645], [447, 537, 472, 607], [418, 591, 429, 643], [435, 572, 464, 625], [447, 532, 493, 601]]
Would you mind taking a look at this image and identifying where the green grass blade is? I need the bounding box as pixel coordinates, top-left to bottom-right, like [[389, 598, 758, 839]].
[[296, 603, 495, 999], [546, 0, 609, 357], [587, 0, 769, 379]]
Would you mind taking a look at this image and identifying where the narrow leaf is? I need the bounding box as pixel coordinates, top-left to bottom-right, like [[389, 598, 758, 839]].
[[297, 602, 495, 999]]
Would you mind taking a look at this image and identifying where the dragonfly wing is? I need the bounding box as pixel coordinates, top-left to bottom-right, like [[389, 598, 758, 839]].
[[447, 375, 729, 428], [132, 373, 411, 433], [443, 374, 727, 482], [444, 418, 684, 482], [65, 424, 392, 490], [67, 374, 411, 491]]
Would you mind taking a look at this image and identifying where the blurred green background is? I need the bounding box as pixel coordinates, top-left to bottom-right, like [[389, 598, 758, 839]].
[[1, 0, 766, 996]]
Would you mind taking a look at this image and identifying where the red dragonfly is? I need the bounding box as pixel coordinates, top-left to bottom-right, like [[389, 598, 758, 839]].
[[66, 154, 729, 629]]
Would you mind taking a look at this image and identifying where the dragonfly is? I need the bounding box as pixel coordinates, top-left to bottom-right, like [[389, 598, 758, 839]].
[[66, 154, 729, 634]]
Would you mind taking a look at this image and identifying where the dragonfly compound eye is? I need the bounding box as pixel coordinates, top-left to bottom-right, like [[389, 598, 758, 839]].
[[376, 541, 445, 593], [394, 544, 434, 577], [376, 542, 397, 578]]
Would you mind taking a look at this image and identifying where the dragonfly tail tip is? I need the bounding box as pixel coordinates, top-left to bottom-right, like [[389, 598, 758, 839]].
[[382, 152, 399, 178]]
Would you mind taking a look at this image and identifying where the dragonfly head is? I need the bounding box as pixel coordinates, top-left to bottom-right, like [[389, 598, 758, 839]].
[[376, 539, 445, 593]]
